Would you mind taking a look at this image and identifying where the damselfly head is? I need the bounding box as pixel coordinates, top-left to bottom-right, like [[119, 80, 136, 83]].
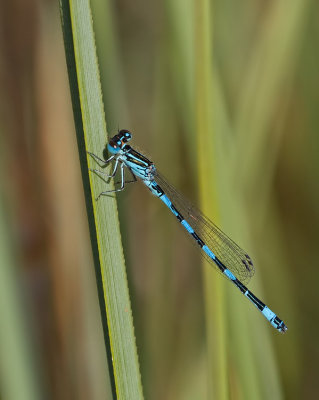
[[118, 129, 132, 143], [107, 129, 132, 154]]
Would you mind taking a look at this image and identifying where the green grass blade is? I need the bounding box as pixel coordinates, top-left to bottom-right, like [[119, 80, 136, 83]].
[[229, 2, 310, 397], [0, 197, 44, 400], [59, 1, 144, 398], [195, 1, 228, 399], [234, 0, 310, 194], [90, 0, 129, 127]]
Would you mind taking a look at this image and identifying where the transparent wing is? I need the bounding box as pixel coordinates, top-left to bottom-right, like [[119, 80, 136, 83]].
[[154, 171, 255, 284]]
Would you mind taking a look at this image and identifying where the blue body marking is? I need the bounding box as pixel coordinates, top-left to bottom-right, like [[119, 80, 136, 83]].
[[224, 269, 236, 281], [181, 220, 194, 234], [107, 144, 119, 154], [159, 194, 172, 207], [202, 245, 216, 260], [89, 130, 288, 334]]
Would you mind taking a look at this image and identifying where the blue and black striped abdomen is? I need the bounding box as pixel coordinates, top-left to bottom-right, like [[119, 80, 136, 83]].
[[148, 174, 255, 284], [145, 177, 286, 332]]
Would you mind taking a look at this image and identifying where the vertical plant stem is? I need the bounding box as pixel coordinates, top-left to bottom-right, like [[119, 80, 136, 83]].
[[0, 196, 43, 400], [59, 1, 144, 398], [195, 1, 228, 399]]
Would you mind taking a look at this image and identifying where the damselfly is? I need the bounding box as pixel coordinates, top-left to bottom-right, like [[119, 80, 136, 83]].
[[88, 130, 287, 333]]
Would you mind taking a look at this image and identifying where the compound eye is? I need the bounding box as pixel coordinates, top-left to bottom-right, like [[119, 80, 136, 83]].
[[119, 129, 132, 142]]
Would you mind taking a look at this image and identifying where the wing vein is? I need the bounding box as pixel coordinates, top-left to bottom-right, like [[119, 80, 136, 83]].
[[154, 171, 255, 284]]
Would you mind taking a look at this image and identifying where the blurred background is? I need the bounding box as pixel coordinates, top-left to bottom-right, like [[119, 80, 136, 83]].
[[0, 0, 318, 399]]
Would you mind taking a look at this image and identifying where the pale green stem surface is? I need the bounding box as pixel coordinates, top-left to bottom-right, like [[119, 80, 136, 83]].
[[195, 1, 228, 399], [0, 197, 43, 400], [59, 1, 144, 398]]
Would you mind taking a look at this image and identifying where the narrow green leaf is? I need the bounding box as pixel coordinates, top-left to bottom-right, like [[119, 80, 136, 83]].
[[234, 0, 310, 193], [59, 1, 144, 398], [194, 1, 228, 399], [0, 196, 44, 400]]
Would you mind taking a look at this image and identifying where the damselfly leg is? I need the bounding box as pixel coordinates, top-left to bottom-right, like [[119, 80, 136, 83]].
[[89, 153, 137, 200]]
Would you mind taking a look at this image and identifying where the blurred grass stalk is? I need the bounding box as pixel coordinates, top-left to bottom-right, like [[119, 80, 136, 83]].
[[0, 195, 43, 400], [59, 0, 143, 398], [195, 1, 228, 399], [230, 0, 309, 398], [194, 0, 309, 398]]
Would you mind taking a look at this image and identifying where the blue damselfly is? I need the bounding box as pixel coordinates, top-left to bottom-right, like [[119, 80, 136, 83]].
[[88, 130, 287, 333]]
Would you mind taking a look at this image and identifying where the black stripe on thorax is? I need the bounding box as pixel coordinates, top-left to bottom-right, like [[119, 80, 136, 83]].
[[125, 148, 153, 167]]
